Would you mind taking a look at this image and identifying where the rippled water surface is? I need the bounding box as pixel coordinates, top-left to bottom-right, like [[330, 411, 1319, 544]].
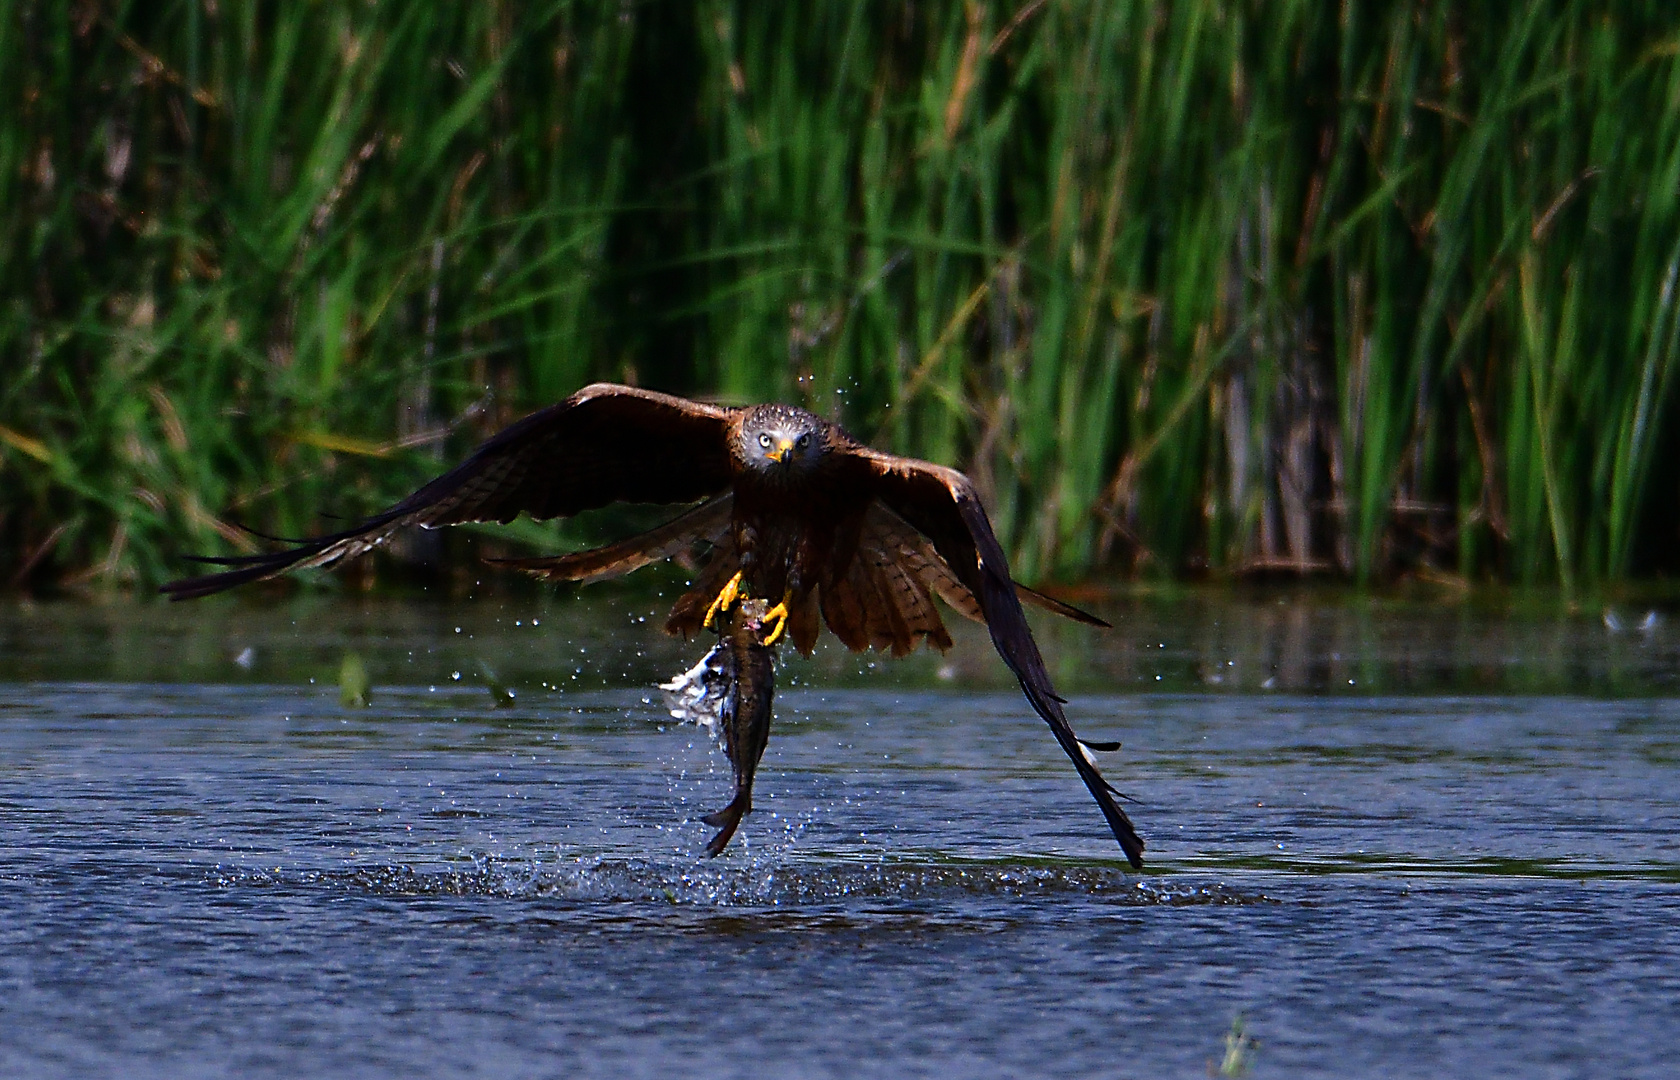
[[3, 591, 1679, 1078]]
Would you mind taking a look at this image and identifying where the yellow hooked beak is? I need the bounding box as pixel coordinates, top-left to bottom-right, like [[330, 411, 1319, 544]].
[[768, 438, 795, 463]]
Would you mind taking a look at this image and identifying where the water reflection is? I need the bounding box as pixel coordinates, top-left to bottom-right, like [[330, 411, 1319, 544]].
[[4, 585, 1680, 696]]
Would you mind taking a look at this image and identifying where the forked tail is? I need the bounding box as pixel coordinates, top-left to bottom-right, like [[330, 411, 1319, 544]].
[[701, 790, 752, 857]]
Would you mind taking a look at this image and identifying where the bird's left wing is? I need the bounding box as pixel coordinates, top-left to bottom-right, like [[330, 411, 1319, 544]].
[[849, 446, 1146, 868], [162, 384, 739, 600]]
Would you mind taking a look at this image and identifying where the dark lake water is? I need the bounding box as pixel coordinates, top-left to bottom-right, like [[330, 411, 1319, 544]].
[[2, 588, 1678, 1077]]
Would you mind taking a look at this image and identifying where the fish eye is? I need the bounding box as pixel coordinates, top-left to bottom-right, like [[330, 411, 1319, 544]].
[[796, 433, 811, 449], [758, 432, 772, 448]]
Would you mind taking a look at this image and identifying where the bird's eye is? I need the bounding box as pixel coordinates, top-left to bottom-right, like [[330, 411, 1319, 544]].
[[796, 433, 811, 449], [759, 433, 772, 448]]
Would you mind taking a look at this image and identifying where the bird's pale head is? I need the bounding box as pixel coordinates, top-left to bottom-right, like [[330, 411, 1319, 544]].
[[738, 404, 828, 477]]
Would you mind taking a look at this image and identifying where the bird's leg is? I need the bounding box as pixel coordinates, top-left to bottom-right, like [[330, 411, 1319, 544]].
[[703, 570, 746, 632], [758, 590, 792, 647]]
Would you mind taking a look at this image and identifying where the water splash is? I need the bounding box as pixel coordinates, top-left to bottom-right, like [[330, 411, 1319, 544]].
[[210, 854, 1270, 907]]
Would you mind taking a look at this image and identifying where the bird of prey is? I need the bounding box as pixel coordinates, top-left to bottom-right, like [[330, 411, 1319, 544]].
[[162, 383, 1146, 867]]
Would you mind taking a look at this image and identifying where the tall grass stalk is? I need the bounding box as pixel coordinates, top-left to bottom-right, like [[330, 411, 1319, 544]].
[[4, 1, 1679, 590]]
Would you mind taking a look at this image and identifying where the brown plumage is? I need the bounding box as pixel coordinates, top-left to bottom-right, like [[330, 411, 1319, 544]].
[[162, 382, 1145, 867]]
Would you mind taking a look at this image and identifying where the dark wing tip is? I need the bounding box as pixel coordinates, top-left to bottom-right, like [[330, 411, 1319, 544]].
[[160, 536, 346, 601], [1017, 678, 1146, 868], [159, 560, 291, 601], [1014, 582, 1112, 628]]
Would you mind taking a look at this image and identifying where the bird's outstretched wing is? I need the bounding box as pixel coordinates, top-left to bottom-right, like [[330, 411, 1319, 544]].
[[847, 446, 1146, 869], [161, 384, 739, 600]]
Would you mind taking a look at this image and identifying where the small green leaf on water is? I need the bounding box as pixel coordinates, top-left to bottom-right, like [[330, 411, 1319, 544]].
[[339, 652, 371, 708], [1215, 1014, 1257, 1078]]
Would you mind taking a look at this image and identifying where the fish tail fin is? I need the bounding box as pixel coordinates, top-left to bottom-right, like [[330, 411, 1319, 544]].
[[701, 790, 753, 857]]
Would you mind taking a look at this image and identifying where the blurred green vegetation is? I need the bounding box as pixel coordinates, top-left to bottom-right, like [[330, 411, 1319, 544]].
[[4, 1, 1680, 592]]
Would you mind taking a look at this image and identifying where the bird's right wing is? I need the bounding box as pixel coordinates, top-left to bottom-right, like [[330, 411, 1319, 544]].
[[162, 384, 739, 600], [847, 445, 1145, 868]]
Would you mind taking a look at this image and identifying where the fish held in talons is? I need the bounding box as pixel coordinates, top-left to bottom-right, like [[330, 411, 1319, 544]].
[[659, 596, 776, 857]]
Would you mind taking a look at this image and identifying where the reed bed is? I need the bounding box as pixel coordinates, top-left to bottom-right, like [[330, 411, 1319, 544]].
[[3, 1, 1678, 591]]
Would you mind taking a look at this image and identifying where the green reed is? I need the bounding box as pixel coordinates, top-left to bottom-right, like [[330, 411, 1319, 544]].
[[3, 1, 1679, 591]]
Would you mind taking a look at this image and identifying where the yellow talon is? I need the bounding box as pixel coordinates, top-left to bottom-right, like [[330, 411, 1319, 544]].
[[759, 596, 791, 647], [704, 571, 745, 631]]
